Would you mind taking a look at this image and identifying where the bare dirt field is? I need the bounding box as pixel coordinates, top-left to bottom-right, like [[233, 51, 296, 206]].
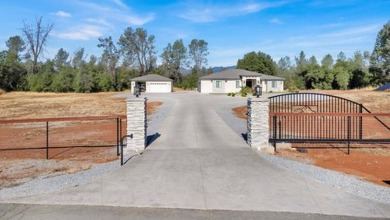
[[233, 90, 390, 187], [0, 92, 162, 189]]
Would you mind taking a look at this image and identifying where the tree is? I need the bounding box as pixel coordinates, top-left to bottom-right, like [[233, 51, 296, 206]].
[[277, 56, 292, 71], [0, 36, 27, 91], [161, 39, 187, 83], [321, 54, 334, 69], [21, 17, 54, 74], [308, 55, 318, 66], [337, 51, 347, 62], [72, 48, 86, 69], [6, 35, 25, 60], [333, 66, 350, 90], [188, 39, 209, 74], [295, 51, 307, 72], [304, 66, 333, 89], [370, 20, 390, 84], [0, 52, 27, 91], [51, 66, 74, 92], [118, 27, 156, 76], [53, 48, 69, 70], [350, 51, 370, 88], [237, 51, 277, 75], [98, 36, 119, 91]]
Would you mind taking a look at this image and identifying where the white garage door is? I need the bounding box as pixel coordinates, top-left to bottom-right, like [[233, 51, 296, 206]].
[[148, 82, 171, 93]]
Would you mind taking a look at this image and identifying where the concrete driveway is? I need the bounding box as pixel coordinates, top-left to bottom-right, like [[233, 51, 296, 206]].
[[2, 92, 390, 219]]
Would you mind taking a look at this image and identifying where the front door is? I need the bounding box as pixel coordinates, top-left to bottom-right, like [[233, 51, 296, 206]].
[[246, 80, 252, 88]]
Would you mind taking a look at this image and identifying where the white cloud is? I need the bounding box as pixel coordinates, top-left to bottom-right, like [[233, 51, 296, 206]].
[[318, 24, 381, 38], [178, 1, 289, 23], [54, 25, 103, 40], [54, 10, 71, 18], [85, 18, 113, 28], [112, 0, 128, 9], [75, 1, 154, 26], [270, 18, 283, 24], [121, 13, 155, 26]]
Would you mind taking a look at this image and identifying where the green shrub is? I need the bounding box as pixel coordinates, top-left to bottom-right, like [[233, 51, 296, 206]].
[[240, 87, 251, 97]]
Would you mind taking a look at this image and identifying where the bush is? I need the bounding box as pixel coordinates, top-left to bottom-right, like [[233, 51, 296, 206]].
[[240, 86, 252, 97], [27, 72, 52, 92], [98, 74, 114, 92], [51, 68, 74, 92]]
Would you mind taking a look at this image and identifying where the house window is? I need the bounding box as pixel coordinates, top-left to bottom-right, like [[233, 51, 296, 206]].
[[272, 81, 277, 88], [236, 80, 240, 88], [216, 80, 222, 88]]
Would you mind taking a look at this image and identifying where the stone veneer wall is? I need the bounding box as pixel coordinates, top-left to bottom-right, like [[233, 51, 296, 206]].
[[126, 98, 147, 151], [247, 98, 271, 149]]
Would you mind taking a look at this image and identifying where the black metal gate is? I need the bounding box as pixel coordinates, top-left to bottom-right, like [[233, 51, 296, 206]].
[[269, 93, 390, 153]]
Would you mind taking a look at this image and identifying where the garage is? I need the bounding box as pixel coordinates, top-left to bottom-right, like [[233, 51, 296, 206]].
[[130, 74, 172, 93]]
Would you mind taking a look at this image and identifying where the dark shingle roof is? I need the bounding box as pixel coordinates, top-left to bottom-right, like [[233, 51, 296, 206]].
[[131, 74, 172, 82], [199, 69, 285, 81]]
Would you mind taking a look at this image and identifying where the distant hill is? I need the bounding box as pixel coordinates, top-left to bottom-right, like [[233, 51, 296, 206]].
[[179, 65, 236, 75], [212, 66, 236, 73]]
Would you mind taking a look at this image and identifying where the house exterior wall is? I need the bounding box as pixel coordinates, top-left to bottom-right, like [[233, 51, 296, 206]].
[[224, 80, 241, 93], [264, 80, 284, 92], [199, 78, 284, 94], [200, 80, 241, 93], [200, 80, 213, 93], [212, 80, 226, 93]]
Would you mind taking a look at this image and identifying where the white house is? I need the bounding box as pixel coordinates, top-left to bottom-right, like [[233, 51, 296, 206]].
[[131, 74, 173, 93], [198, 69, 285, 94]]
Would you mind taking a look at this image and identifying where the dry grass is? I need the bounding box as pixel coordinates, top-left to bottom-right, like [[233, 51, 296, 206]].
[[303, 90, 390, 113], [0, 89, 5, 95], [0, 92, 128, 119]]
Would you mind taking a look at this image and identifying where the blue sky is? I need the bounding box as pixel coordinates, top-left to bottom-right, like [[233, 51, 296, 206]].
[[0, 0, 389, 67]]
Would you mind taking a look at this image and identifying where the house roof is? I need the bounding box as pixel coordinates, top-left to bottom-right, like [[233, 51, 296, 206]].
[[131, 74, 173, 82], [199, 69, 285, 81]]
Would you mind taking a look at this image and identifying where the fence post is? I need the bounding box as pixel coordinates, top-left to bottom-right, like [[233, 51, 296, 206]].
[[347, 116, 351, 155], [247, 98, 273, 152], [273, 115, 277, 152], [359, 104, 363, 140], [116, 117, 119, 156], [46, 121, 49, 160], [120, 118, 122, 143]]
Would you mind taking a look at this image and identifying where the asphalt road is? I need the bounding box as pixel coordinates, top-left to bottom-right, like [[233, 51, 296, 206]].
[[1, 93, 389, 219]]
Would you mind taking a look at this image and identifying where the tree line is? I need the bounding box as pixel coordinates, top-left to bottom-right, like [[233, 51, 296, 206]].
[[0, 17, 210, 92], [236, 21, 390, 91], [1, 18, 389, 93]]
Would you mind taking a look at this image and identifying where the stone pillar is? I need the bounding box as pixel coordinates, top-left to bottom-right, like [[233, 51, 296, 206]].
[[247, 98, 272, 151], [126, 98, 147, 152]]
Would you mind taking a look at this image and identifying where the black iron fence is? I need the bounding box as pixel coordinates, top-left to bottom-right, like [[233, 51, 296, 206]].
[[0, 115, 126, 160], [268, 93, 390, 153]]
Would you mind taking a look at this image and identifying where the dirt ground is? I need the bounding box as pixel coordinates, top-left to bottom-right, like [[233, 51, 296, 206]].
[[233, 90, 390, 187], [0, 92, 162, 189]]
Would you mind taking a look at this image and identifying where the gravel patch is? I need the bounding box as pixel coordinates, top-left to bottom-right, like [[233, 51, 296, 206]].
[[0, 160, 120, 200], [256, 152, 390, 204]]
